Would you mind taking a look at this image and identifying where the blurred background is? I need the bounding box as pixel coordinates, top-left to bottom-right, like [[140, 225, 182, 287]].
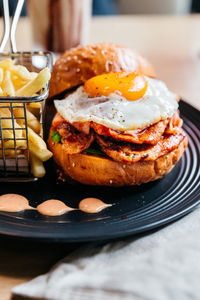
[[1, 0, 200, 16], [92, 0, 198, 15]]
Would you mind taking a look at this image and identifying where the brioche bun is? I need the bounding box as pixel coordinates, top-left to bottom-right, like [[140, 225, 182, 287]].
[[48, 127, 187, 186], [49, 43, 156, 98]]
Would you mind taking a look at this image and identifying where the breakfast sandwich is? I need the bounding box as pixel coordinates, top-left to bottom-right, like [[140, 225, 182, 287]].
[[48, 43, 188, 186]]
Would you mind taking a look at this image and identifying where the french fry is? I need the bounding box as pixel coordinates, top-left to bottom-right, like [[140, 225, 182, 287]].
[[0, 149, 21, 158], [27, 117, 41, 134], [2, 138, 26, 149], [30, 153, 46, 177], [0, 106, 26, 148], [10, 65, 37, 81], [29, 141, 52, 162], [26, 102, 42, 116], [27, 126, 46, 149], [30, 72, 38, 79], [0, 125, 14, 140], [13, 107, 41, 133], [0, 104, 22, 134], [1, 70, 15, 96], [25, 127, 52, 161], [11, 71, 37, 92], [15, 68, 51, 97], [0, 68, 4, 84], [0, 58, 14, 69], [0, 103, 10, 109], [27, 102, 42, 109], [0, 107, 23, 138], [11, 76, 28, 91]]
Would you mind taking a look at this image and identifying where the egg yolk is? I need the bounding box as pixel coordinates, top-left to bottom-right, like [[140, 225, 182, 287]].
[[84, 72, 147, 101]]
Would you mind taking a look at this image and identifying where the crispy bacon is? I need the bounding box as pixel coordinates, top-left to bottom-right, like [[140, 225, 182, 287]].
[[53, 112, 183, 146], [52, 111, 185, 160], [92, 119, 169, 145], [52, 113, 91, 135], [165, 111, 183, 135], [92, 111, 183, 145], [52, 114, 94, 154], [96, 129, 186, 163], [52, 113, 66, 128], [72, 121, 91, 135]]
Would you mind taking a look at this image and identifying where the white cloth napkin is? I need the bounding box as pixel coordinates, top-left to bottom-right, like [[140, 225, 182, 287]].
[[12, 206, 200, 300]]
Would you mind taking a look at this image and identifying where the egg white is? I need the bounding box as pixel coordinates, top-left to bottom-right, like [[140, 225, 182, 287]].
[[54, 77, 178, 131]]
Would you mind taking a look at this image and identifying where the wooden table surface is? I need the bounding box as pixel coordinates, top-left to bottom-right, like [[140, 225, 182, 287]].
[[0, 15, 200, 300]]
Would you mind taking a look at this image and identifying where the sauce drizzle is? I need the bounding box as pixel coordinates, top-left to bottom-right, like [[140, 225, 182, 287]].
[[0, 194, 34, 212], [37, 199, 74, 216], [79, 197, 111, 213], [0, 194, 111, 216]]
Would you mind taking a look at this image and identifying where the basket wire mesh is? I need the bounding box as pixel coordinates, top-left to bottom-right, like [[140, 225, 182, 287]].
[[0, 52, 52, 182], [0, 102, 29, 178]]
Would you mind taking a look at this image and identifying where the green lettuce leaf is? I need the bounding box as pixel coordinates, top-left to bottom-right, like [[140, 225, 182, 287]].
[[51, 131, 61, 143]]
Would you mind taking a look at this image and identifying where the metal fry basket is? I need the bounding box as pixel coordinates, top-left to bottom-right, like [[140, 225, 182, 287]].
[[0, 52, 52, 182], [0, 0, 52, 182]]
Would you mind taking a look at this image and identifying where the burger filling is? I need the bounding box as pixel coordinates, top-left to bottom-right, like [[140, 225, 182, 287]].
[[50, 110, 186, 163]]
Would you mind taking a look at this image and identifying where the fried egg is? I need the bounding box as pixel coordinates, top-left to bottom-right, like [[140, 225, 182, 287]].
[[84, 72, 148, 101], [54, 74, 178, 131]]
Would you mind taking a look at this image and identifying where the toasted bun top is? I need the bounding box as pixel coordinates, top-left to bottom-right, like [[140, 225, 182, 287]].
[[49, 43, 156, 98]]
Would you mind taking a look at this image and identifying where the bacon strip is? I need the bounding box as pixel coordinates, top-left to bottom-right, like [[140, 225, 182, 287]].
[[52, 114, 94, 154], [92, 111, 182, 145], [165, 111, 183, 135], [96, 129, 186, 163], [52, 111, 184, 159], [53, 112, 182, 146], [92, 119, 169, 145], [52, 113, 66, 128]]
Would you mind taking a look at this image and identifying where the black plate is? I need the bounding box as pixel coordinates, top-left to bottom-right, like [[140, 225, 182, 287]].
[[0, 100, 199, 242]]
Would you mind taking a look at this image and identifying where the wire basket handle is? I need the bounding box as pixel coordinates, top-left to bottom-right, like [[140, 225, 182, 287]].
[[0, 0, 24, 53], [0, 0, 10, 52]]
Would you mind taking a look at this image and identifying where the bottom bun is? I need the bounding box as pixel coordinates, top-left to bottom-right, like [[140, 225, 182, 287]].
[[48, 133, 187, 186]]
